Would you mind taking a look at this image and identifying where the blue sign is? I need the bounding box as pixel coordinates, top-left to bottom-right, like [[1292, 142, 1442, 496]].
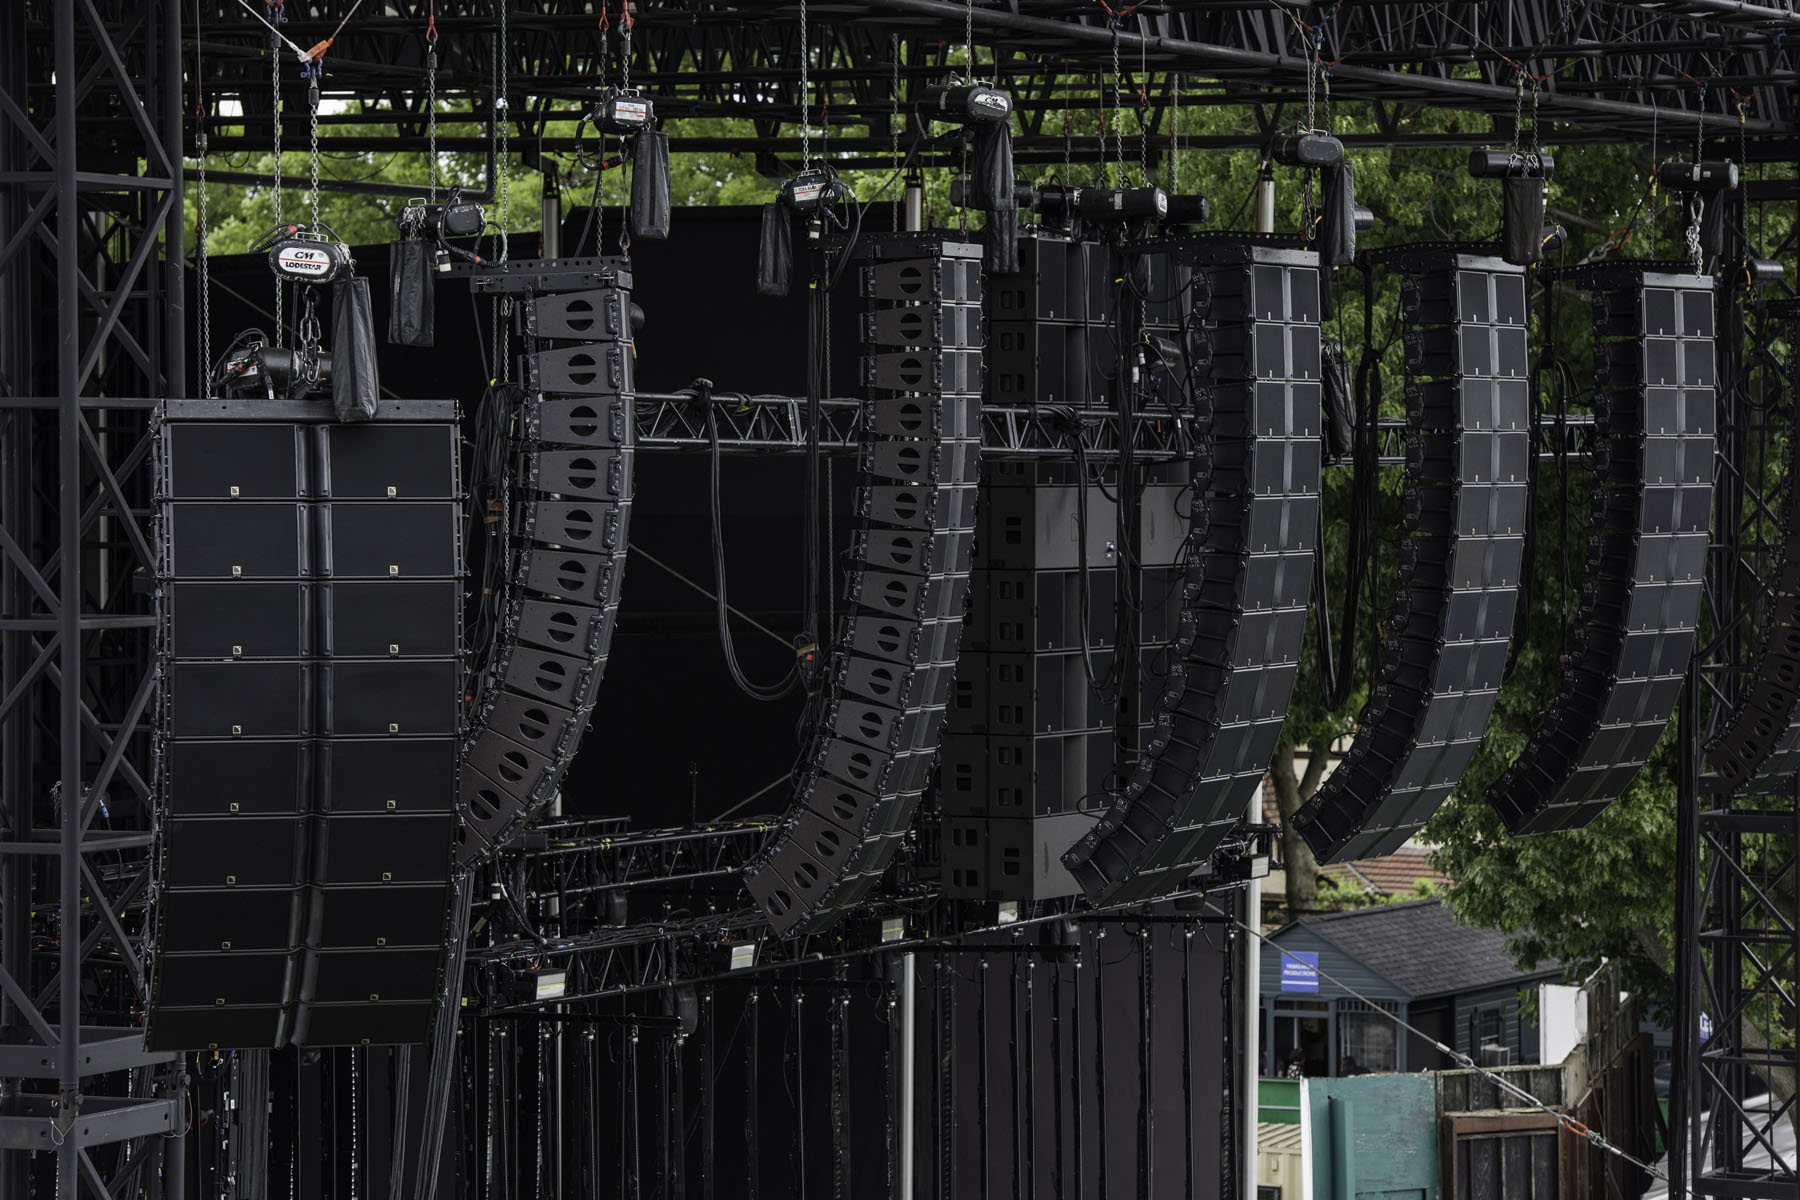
[[1698, 1013, 1713, 1045], [1280, 950, 1320, 994]]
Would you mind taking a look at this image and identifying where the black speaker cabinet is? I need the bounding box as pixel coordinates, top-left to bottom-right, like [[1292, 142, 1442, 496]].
[[149, 400, 464, 1052]]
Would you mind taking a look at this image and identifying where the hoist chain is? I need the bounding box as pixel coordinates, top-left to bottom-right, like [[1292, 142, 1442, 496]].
[[270, 11, 283, 345]]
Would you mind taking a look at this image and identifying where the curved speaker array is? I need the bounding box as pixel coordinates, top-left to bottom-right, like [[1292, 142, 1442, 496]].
[[456, 273, 637, 865], [1295, 250, 1529, 863], [1063, 238, 1323, 905], [745, 234, 983, 936], [1706, 302, 1800, 789], [1487, 265, 1714, 834]]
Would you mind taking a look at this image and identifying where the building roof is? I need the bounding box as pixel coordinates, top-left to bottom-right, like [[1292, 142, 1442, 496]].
[[1276, 899, 1557, 1000], [1321, 845, 1449, 897]]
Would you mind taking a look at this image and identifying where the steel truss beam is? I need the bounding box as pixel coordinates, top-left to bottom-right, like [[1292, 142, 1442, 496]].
[[0, 2, 187, 1197], [465, 823, 1272, 1012], [40, 0, 1797, 176], [1676, 200, 1800, 1195], [634, 391, 1193, 458]]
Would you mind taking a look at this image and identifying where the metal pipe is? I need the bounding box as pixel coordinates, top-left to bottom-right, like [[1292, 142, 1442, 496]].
[[899, 952, 916, 1200], [541, 168, 562, 259], [1242, 810, 1262, 1200], [1254, 170, 1276, 236], [904, 179, 924, 232], [1600, 0, 1800, 25], [858, 0, 1784, 133], [0, 0, 33, 1190], [54, 1, 83, 1192], [163, 0, 185, 398]]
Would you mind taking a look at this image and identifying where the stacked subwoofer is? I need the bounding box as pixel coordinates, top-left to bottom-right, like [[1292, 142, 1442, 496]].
[[458, 269, 636, 865], [940, 460, 1123, 902], [151, 402, 463, 1050], [745, 234, 982, 935], [1295, 251, 1529, 862], [1488, 266, 1714, 833], [1063, 238, 1322, 904]]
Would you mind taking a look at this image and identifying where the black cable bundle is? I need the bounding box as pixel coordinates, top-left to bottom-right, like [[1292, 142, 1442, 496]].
[[330, 275, 380, 422], [1317, 270, 1382, 709], [1502, 175, 1548, 265], [630, 129, 672, 241], [1321, 336, 1355, 462], [707, 399, 799, 702], [758, 203, 793, 297], [388, 238, 436, 346], [984, 202, 1020, 275], [1319, 160, 1358, 267], [972, 123, 1019, 273]]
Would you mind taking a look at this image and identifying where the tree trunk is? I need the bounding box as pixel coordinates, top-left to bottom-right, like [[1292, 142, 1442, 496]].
[[1270, 737, 1333, 918]]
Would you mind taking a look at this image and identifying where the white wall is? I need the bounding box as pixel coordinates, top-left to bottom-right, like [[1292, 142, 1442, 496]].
[[1538, 982, 1583, 1065]]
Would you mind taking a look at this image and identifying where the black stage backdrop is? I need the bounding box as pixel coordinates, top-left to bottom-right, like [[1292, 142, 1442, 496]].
[[195, 206, 863, 830]]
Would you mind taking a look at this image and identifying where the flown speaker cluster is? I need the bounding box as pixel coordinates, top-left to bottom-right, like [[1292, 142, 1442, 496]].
[[1295, 250, 1529, 862], [745, 234, 983, 935], [457, 263, 638, 865], [1487, 265, 1715, 833], [1063, 238, 1323, 904], [150, 405, 463, 1049]]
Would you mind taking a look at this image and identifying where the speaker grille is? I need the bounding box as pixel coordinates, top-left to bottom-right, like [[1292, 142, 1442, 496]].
[[1487, 266, 1715, 833], [150, 408, 463, 1051], [744, 233, 983, 935], [1062, 238, 1323, 904], [1295, 252, 1529, 862]]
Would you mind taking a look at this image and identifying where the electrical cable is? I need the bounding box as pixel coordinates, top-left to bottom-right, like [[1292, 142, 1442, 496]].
[[1069, 436, 1120, 702], [708, 403, 802, 702]]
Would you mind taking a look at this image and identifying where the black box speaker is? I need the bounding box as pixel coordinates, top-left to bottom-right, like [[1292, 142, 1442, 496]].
[[164, 503, 307, 578], [168, 581, 310, 659], [323, 580, 460, 658], [322, 502, 461, 578], [161, 815, 307, 889], [163, 739, 310, 816], [162, 423, 304, 499], [321, 423, 459, 498]]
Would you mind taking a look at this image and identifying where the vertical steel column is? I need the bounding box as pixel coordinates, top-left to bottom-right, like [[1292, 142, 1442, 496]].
[[898, 953, 915, 1200], [162, 0, 185, 398], [1674, 668, 1700, 1195], [0, 1, 35, 1197], [53, 3, 84, 1193]]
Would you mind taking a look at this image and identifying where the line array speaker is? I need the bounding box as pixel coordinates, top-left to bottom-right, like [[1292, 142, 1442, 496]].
[[744, 233, 983, 935], [151, 401, 463, 1050], [456, 264, 636, 865], [1295, 251, 1529, 862], [1706, 299, 1800, 789], [1487, 265, 1715, 833], [1062, 238, 1323, 904]]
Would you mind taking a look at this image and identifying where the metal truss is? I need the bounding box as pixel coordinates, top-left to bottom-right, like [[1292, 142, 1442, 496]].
[[468, 823, 1274, 1013], [0, 2, 187, 1196], [635, 391, 1193, 459], [108, 0, 1795, 179], [1674, 211, 1800, 1196]]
